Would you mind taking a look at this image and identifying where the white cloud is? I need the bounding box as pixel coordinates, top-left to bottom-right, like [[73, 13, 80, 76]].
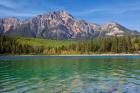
[[0, 0, 65, 17], [72, 7, 140, 17], [0, 9, 40, 17], [0, 0, 17, 9]]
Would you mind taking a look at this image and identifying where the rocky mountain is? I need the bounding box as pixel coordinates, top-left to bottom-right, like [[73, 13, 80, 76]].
[[0, 11, 139, 40]]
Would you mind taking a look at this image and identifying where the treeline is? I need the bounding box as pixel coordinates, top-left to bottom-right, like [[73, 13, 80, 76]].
[[0, 35, 140, 55], [0, 35, 44, 55], [56, 36, 140, 54]]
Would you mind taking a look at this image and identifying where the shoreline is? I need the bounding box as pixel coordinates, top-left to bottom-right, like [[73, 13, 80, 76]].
[[47, 54, 140, 56], [0, 53, 140, 56]]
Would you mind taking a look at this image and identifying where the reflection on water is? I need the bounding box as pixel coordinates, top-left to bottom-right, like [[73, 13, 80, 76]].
[[0, 56, 140, 93]]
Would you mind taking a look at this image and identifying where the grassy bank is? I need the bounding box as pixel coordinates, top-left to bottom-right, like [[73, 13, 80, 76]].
[[17, 37, 75, 48]]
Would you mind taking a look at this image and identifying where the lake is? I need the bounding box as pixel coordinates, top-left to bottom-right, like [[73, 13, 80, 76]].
[[0, 56, 140, 93]]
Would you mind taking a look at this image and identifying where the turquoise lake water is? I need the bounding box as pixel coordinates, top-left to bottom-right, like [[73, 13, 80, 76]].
[[0, 56, 140, 93]]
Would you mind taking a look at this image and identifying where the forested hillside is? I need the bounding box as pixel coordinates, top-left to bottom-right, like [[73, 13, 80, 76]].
[[0, 35, 44, 55], [0, 35, 140, 55]]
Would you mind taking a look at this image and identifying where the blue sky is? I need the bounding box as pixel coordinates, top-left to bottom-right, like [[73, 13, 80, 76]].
[[0, 0, 140, 31]]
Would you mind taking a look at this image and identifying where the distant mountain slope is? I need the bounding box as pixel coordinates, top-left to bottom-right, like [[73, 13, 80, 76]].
[[0, 11, 139, 40]]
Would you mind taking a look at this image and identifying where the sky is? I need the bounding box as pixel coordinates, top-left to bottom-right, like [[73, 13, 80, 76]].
[[0, 0, 140, 31]]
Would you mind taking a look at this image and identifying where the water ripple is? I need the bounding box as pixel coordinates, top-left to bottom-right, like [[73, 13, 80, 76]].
[[0, 56, 140, 93]]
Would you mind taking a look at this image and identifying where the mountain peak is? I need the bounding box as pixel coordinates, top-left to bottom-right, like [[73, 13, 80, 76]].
[[103, 21, 120, 26], [42, 10, 74, 19], [1, 17, 19, 22], [58, 10, 74, 18], [0, 11, 139, 39], [0, 17, 20, 32]]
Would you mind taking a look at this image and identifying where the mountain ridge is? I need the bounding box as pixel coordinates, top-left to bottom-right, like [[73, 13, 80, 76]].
[[0, 10, 139, 40]]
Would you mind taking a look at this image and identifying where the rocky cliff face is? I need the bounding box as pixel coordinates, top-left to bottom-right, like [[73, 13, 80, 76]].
[[0, 18, 21, 33], [100, 22, 138, 36], [0, 11, 139, 39]]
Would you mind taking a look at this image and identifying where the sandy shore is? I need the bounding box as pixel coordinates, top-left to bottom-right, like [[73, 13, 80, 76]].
[[20, 54, 140, 56], [0, 53, 140, 56], [48, 54, 140, 56]]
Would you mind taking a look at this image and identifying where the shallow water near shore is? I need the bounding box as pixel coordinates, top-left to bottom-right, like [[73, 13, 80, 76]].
[[0, 56, 140, 93]]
